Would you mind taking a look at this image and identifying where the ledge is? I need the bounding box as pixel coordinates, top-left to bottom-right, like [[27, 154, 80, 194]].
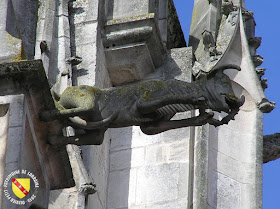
[[0, 60, 74, 189]]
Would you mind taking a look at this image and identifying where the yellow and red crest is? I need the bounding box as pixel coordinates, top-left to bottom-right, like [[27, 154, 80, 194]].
[[12, 178, 30, 199]]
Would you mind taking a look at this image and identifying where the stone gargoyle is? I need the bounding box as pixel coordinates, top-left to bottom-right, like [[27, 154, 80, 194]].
[[40, 65, 245, 145]]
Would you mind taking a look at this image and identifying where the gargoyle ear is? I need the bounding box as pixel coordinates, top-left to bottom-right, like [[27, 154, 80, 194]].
[[211, 64, 241, 76]]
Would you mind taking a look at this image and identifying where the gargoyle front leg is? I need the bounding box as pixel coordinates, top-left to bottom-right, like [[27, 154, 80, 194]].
[[40, 106, 93, 122], [140, 112, 214, 135]]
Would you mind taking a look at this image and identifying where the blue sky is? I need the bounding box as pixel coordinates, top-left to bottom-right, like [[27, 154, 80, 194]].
[[173, 1, 280, 208]]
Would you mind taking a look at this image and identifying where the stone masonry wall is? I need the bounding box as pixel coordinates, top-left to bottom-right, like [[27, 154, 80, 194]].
[[107, 48, 194, 209]]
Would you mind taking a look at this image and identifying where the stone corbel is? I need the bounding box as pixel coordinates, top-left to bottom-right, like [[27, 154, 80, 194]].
[[222, 0, 237, 16], [241, 8, 254, 21], [251, 54, 264, 67], [0, 60, 74, 191], [256, 67, 266, 79], [248, 37, 262, 51], [103, 13, 166, 86]]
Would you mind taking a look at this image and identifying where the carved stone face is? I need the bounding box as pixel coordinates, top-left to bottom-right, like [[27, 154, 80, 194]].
[[205, 70, 242, 113]]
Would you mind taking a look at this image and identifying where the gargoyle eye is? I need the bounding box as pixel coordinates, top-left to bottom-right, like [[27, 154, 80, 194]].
[[221, 77, 228, 83]]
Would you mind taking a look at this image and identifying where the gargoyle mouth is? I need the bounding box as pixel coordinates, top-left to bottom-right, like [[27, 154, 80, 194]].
[[224, 94, 245, 111], [208, 94, 245, 127]]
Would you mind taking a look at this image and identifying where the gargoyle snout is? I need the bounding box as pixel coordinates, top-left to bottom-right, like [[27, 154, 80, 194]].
[[225, 94, 245, 110]]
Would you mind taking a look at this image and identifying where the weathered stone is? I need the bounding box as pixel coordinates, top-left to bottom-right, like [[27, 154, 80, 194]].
[[107, 169, 137, 208], [167, 141, 189, 162], [48, 188, 78, 209], [144, 198, 188, 209], [135, 163, 180, 204], [208, 171, 241, 209], [104, 14, 165, 85], [110, 148, 145, 171], [166, 0, 186, 49], [0, 60, 74, 193], [40, 64, 244, 146], [263, 133, 280, 163], [145, 145, 168, 165], [0, 1, 273, 209]]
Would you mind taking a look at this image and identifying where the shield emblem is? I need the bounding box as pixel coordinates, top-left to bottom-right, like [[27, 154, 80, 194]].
[[12, 178, 30, 199]]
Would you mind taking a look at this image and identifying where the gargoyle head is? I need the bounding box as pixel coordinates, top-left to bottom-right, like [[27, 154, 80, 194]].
[[203, 65, 241, 110], [201, 65, 245, 126]]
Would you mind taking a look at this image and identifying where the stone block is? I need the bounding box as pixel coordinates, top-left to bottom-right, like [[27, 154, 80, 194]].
[[5, 127, 23, 164], [145, 145, 168, 165], [88, 193, 105, 209], [49, 189, 78, 209], [160, 120, 190, 143], [76, 43, 98, 85], [145, 197, 188, 209], [105, 43, 155, 86], [158, 0, 168, 19], [82, 133, 111, 207], [56, 0, 70, 17], [215, 172, 240, 209], [209, 148, 256, 184], [106, 0, 150, 20], [87, 0, 100, 21], [131, 127, 162, 148], [0, 1, 7, 29], [135, 163, 180, 205], [110, 148, 145, 171], [8, 95, 24, 127], [0, 32, 22, 63], [167, 141, 189, 163], [111, 126, 161, 150], [43, 9, 55, 43], [110, 127, 133, 151], [211, 125, 256, 163], [240, 183, 259, 209], [177, 163, 189, 199], [158, 19, 167, 43], [104, 14, 166, 85], [0, 104, 8, 192], [0, 95, 24, 127], [107, 169, 137, 209], [126, 206, 145, 209], [57, 16, 70, 39], [72, 0, 99, 24], [75, 22, 98, 45], [171, 47, 193, 80]]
